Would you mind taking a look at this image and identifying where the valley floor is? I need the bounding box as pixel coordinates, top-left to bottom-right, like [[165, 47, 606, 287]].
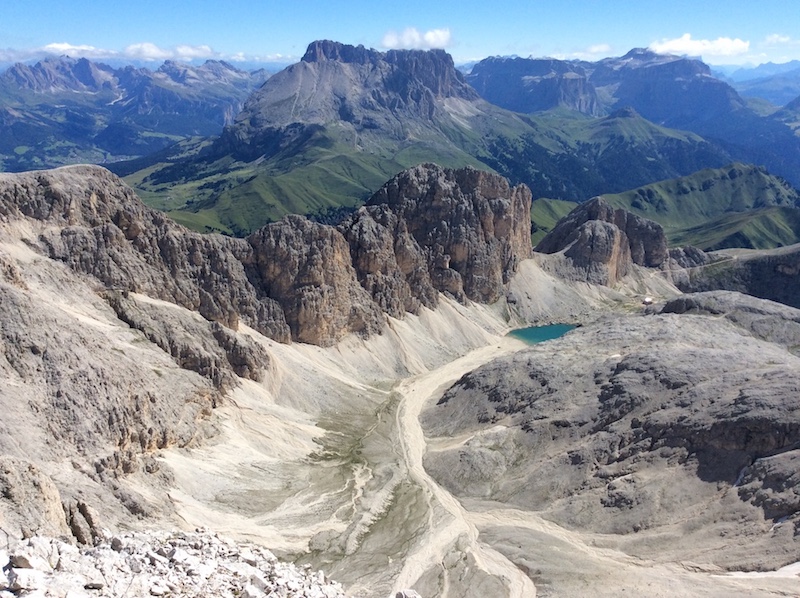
[[154, 288, 800, 597]]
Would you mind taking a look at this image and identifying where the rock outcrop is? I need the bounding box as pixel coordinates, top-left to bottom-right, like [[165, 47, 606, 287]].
[[534, 196, 667, 284], [341, 164, 533, 306], [662, 290, 800, 353], [248, 215, 384, 345], [0, 163, 531, 347], [674, 243, 800, 309], [0, 458, 71, 540]]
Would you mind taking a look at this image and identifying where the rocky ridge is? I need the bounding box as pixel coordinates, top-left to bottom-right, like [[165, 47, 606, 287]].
[[534, 195, 668, 285], [675, 243, 800, 309], [0, 163, 531, 347]]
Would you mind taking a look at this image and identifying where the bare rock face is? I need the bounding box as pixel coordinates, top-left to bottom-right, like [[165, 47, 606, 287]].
[[0, 457, 70, 539], [0, 165, 292, 342], [467, 56, 602, 116], [535, 196, 667, 285], [674, 243, 800, 310], [247, 215, 385, 346], [338, 204, 437, 318], [105, 290, 270, 388], [354, 163, 533, 304], [662, 290, 800, 353], [1, 164, 531, 347]]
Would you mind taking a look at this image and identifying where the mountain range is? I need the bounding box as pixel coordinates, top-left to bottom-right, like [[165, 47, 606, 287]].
[[0, 56, 269, 171], [92, 42, 800, 244], [3, 42, 800, 250]]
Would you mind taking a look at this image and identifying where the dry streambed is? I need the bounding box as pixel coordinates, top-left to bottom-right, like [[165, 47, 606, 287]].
[[159, 303, 800, 597]]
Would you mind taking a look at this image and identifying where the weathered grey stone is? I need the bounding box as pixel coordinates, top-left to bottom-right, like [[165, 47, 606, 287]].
[[357, 163, 533, 304], [423, 298, 800, 571], [0, 458, 69, 539], [535, 196, 668, 285]]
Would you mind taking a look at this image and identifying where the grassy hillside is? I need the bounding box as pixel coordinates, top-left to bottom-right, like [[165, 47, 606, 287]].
[[530, 198, 578, 246], [116, 105, 739, 236], [482, 108, 731, 202], [117, 126, 490, 234], [602, 163, 800, 248], [671, 206, 800, 250]]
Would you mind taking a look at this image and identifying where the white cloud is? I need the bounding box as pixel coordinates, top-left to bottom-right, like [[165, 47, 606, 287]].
[[123, 42, 173, 61], [41, 42, 116, 59], [550, 43, 615, 62], [586, 43, 612, 55], [649, 33, 750, 57], [174, 44, 217, 60], [764, 34, 792, 45], [0, 41, 291, 67], [381, 27, 452, 50]]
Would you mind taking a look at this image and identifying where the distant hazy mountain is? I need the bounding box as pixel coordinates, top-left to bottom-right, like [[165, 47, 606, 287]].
[[774, 94, 800, 133], [732, 68, 800, 107], [728, 60, 800, 82], [0, 56, 269, 171], [114, 41, 740, 235], [466, 57, 601, 115], [467, 48, 745, 122], [468, 49, 800, 188]]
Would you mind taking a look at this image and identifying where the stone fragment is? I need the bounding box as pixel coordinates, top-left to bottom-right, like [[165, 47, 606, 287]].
[[6, 567, 47, 592]]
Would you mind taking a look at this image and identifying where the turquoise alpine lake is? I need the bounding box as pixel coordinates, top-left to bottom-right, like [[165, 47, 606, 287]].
[[507, 323, 576, 344]]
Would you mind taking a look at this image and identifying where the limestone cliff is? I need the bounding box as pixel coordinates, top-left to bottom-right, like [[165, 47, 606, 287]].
[[0, 163, 531, 347], [351, 163, 533, 304], [467, 56, 601, 115], [247, 215, 384, 345]]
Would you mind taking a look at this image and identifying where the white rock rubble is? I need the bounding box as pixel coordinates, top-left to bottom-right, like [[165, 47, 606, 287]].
[[0, 528, 346, 598]]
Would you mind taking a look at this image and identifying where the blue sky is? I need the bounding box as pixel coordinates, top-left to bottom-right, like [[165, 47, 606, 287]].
[[1, 0, 798, 67]]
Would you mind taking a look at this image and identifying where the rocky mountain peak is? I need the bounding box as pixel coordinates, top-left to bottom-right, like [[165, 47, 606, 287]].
[[301, 39, 379, 65], [535, 196, 668, 285], [353, 163, 533, 304], [3, 56, 115, 93], [220, 40, 478, 154], [0, 163, 531, 346]]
